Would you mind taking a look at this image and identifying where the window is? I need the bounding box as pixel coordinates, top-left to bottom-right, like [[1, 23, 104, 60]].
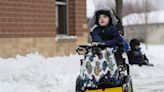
[[56, 0, 68, 35]]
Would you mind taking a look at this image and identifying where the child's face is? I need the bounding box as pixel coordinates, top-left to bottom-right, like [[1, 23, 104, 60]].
[[98, 14, 110, 27]]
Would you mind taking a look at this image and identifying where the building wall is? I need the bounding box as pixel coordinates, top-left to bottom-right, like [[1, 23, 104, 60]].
[[0, 0, 88, 58], [0, 33, 88, 58], [69, 0, 88, 36], [0, 0, 56, 37], [124, 23, 164, 44]]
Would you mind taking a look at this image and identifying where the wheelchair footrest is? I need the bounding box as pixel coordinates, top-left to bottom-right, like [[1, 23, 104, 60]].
[[85, 87, 123, 92]]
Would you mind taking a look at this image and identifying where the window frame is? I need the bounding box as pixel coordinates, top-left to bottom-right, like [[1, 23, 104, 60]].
[[56, 0, 69, 35]]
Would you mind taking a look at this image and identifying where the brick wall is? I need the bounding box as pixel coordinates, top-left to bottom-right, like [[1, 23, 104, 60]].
[[0, 0, 56, 38], [0, 0, 89, 58], [69, 0, 88, 36], [0, 37, 75, 58]]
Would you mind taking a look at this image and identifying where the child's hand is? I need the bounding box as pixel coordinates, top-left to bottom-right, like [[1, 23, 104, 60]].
[[91, 42, 100, 46]]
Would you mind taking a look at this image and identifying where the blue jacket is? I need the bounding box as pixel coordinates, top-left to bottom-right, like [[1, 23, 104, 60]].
[[90, 26, 124, 47]]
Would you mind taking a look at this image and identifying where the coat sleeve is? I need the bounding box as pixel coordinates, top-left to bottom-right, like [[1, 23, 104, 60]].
[[90, 29, 103, 42]]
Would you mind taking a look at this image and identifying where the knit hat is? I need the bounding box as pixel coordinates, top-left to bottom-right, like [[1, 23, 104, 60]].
[[130, 39, 140, 48]]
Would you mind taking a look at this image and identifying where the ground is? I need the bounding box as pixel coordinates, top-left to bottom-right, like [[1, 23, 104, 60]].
[[0, 44, 164, 92]]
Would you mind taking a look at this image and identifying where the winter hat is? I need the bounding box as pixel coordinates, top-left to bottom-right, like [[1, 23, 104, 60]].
[[89, 3, 118, 31], [130, 39, 140, 48], [95, 10, 113, 26]]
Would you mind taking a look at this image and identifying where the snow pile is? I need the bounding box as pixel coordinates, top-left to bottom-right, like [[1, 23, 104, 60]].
[[123, 10, 164, 26], [0, 53, 82, 92], [0, 44, 164, 92]]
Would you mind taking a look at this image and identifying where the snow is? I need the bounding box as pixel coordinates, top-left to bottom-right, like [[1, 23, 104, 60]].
[[55, 35, 77, 41], [123, 10, 164, 26], [131, 44, 164, 92], [87, 0, 95, 18], [0, 53, 82, 92], [0, 44, 164, 92]]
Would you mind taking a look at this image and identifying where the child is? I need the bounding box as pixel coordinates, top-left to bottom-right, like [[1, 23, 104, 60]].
[[89, 7, 128, 66], [127, 39, 154, 66], [90, 9, 123, 47], [88, 6, 128, 86]]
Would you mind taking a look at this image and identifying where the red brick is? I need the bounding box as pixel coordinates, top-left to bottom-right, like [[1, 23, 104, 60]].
[[0, 0, 56, 37], [0, 0, 87, 38]]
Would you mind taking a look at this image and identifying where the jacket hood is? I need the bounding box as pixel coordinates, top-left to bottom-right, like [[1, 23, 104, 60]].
[[89, 4, 118, 31]]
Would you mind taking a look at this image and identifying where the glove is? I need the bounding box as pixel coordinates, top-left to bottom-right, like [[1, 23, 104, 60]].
[[91, 42, 99, 46], [76, 47, 87, 55], [91, 42, 105, 46]]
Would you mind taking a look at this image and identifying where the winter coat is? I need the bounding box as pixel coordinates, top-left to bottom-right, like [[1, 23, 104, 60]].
[[90, 25, 124, 47], [127, 48, 148, 64]]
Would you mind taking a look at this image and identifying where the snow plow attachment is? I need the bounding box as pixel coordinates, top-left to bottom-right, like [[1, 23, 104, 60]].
[[76, 45, 134, 92], [85, 87, 123, 92]]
